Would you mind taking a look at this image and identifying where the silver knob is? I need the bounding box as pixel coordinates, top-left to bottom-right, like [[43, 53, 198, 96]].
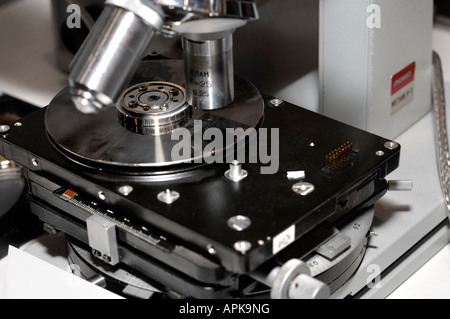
[[270, 259, 330, 299], [288, 273, 330, 299]]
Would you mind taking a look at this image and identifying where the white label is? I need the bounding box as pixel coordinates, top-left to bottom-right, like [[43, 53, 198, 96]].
[[273, 225, 296, 254]]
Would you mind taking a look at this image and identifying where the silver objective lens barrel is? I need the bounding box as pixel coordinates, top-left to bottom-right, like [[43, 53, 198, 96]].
[[182, 33, 234, 110], [68, 4, 163, 113]]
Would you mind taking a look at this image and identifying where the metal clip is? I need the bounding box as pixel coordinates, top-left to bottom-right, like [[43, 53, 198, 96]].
[[86, 214, 120, 266]]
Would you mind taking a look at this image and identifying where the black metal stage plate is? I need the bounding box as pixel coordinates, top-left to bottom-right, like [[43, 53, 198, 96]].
[[0, 94, 400, 280]]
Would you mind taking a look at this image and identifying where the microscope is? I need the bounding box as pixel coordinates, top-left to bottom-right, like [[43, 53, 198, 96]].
[[0, 0, 402, 299], [68, 0, 259, 114]]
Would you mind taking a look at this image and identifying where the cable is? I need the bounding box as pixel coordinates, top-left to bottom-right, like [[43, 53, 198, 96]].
[[432, 51, 450, 220]]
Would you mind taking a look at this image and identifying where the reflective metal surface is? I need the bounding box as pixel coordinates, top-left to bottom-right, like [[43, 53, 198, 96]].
[[67, 0, 258, 113], [158, 0, 258, 34], [46, 60, 264, 170], [105, 0, 165, 27], [155, 0, 258, 20], [117, 81, 191, 134], [183, 33, 234, 110], [157, 0, 237, 17], [68, 5, 163, 113]]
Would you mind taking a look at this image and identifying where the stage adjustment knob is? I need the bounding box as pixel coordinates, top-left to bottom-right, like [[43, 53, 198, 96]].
[[270, 259, 330, 299], [287, 273, 330, 299]]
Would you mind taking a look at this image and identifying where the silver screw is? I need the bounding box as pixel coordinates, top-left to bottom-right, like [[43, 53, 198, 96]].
[[228, 215, 252, 232], [31, 158, 39, 167], [292, 182, 315, 196], [128, 100, 138, 108], [269, 98, 284, 107], [234, 241, 252, 254], [225, 160, 248, 182], [0, 125, 10, 134], [14, 122, 22, 127], [97, 191, 107, 201], [118, 185, 133, 196], [384, 141, 399, 150], [376, 150, 385, 157], [207, 245, 216, 255], [157, 189, 180, 204]]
